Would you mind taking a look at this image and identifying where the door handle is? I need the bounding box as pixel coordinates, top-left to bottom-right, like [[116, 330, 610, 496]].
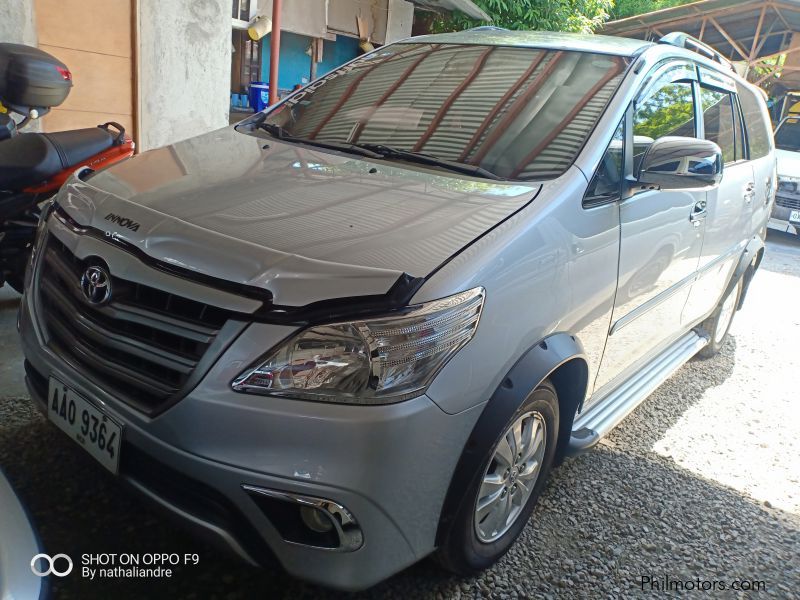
[[690, 200, 707, 225], [744, 181, 755, 204]]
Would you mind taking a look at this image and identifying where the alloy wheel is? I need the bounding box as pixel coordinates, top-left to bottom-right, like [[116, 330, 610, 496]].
[[474, 411, 547, 543]]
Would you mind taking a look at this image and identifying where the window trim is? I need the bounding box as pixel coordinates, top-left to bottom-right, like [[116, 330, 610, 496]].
[[232, 0, 258, 30], [582, 117, 626, 208]]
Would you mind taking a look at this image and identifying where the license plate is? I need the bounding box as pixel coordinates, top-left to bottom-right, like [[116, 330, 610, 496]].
[[47, 378, 122, 473], [791, 210, 800, 224]]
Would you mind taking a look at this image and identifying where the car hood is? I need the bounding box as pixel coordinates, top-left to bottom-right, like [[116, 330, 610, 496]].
[[59, 126, 540, 306], [776, 149, 800, 178]]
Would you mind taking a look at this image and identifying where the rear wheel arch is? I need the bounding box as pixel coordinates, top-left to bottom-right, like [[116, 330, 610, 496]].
[[434, 332, 588, 546]]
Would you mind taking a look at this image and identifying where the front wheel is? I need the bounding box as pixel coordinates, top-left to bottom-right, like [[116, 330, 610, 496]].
[[697, 277, 741, 358], [435, 381, 559, 575]]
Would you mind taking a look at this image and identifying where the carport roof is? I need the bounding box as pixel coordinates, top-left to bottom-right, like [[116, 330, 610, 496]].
[[603, 0, 800, 63]]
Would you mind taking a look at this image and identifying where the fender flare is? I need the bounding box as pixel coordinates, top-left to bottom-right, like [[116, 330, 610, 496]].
[[434, 332, 587, 546]]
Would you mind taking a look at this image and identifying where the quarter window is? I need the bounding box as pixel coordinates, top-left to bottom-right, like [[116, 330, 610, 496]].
[[737, 82, 772, 159], [700, 87, 736, 164], [584, 119, 624, 206]]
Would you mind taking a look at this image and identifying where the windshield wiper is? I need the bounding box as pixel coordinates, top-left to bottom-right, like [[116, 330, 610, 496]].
[[253, 122, 383, 159], [355, 143, 503, 180], [246, 122, 502, 179]]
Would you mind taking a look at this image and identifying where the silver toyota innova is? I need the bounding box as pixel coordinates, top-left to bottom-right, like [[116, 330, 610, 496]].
[[19, 29, 775, 590]]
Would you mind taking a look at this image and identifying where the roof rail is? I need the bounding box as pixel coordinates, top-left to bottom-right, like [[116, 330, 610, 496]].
[[658, 32, 733, 71]]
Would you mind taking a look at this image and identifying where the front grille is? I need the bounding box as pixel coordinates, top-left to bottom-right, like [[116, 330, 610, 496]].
[[776, 194, 800, 210], [37, 234, 239, 414]]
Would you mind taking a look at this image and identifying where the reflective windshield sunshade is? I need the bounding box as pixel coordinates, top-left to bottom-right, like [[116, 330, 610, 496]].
[[232, 288, 485, 404]]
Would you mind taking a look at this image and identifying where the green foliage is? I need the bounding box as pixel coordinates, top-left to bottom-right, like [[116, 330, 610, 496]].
[[430, 0, 699, 34], [633, 84, 695, 140], [430, 0, 614, 34], [610, 0, 695, 20]]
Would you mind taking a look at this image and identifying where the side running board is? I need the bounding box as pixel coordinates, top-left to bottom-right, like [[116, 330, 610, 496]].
[[568, 330, 709, 455]]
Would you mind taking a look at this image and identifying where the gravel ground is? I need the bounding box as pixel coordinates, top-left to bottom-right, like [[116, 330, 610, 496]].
[[1, 230, 799, 599]]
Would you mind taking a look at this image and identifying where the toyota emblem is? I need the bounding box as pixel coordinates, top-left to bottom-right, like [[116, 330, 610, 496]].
[[80, 265, 112, 305]]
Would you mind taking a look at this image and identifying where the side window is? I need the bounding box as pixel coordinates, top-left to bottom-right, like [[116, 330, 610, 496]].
[[584, 119, 624, 207], [700, 87, 736, 164], [633, 81, 696, 174], [737, 82, 772, 159]]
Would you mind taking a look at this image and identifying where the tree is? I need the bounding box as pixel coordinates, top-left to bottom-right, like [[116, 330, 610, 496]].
[[610, 0, 695, 20], [430, 0, 614, 34]]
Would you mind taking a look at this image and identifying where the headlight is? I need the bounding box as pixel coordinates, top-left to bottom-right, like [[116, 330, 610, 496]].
[[232, 287, 485, 404]]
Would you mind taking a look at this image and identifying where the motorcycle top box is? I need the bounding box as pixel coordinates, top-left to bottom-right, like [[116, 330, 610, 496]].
[[0, 43, 72, 114]]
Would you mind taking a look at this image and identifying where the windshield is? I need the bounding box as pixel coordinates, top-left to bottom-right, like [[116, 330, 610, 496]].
[[775, 117, 800, 152], [242, 43, 629, 180]]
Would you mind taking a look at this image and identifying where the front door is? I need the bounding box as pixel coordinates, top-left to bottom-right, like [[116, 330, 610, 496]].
[[594, 62, 706, 393]]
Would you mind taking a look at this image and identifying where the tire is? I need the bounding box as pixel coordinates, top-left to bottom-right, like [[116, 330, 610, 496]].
[[435, 380, 559, 575], [697, 277, 741, 359]]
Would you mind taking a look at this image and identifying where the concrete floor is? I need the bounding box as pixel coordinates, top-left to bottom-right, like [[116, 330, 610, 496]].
[[0, 286, 25, 397]]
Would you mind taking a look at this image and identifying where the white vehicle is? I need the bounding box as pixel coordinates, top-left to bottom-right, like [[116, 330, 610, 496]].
[[769, 116, 800, 235]]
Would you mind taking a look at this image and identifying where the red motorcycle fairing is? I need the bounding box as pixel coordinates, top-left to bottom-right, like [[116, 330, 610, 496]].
[[22, 136, 134, 195]]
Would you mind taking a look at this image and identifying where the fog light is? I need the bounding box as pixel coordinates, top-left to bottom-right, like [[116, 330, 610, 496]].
[[300, 506, 333, 533]]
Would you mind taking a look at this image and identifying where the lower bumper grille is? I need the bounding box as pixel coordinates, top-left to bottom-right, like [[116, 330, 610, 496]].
[[36, 234, 241, 414], [776, 195, 800, 210]]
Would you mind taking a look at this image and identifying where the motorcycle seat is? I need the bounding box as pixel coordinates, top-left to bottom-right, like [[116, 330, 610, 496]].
[[0, 126, 116, 190]]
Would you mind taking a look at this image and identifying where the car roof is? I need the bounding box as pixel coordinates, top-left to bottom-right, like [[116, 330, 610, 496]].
[[404, 29, 654, 57]]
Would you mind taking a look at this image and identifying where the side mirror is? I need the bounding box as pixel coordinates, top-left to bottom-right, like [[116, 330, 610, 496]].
[[637, 136, 723, 190]]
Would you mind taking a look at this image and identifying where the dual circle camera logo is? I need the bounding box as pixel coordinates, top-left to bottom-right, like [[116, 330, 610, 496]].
[[31, 553, 73, 577]]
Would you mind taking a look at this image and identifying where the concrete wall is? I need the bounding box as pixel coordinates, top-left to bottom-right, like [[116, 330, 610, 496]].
[[0, 0, 37, 45], [259, 31, 361, 91], [137, 0, 230, 151], [258, 0, 328, 39]]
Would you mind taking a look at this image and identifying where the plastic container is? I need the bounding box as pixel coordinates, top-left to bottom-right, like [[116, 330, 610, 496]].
[[0, 43, 72, 113], [248, 82, 270, 112]]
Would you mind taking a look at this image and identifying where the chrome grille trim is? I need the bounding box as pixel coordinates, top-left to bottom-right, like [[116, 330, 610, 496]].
[[36, 234, 246, 415]]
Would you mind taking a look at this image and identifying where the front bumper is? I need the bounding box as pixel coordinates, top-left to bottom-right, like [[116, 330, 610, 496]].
[[770, 192, 800, 233], [19, 284, 482, 591]]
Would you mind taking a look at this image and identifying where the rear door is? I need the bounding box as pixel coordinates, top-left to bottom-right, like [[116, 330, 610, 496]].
[[682, 67, 751, 324], [737, 82, 777, 235], [594, 61, 706, 392]]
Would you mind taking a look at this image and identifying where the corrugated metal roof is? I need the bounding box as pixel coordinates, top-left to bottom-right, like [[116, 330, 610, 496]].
[[603, 0, 800, 62], [289, 42, 628, 180]]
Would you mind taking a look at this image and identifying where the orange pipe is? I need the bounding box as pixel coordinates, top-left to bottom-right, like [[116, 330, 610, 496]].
[[268, 0, 282, 106]]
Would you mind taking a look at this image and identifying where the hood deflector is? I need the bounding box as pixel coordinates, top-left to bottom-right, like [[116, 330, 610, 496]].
[[52, 203, 428, 325]]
